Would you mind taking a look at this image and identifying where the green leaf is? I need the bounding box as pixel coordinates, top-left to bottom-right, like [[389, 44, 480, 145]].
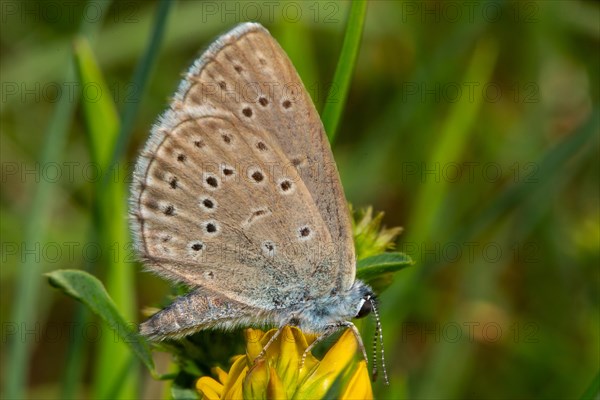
[[46, 270, 155, 375], [356, 253, 413, 292], [321, 0, 367, 143]]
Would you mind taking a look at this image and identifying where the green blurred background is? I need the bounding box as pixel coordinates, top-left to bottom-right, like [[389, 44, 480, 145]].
[[1, 0, 598, 399]]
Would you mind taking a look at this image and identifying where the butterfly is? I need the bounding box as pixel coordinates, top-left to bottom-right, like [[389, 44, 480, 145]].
[[129, 22, 386, 382]]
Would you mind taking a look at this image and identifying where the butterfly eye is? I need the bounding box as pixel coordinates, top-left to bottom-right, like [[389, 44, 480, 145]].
[[356, 297, 372, 318]]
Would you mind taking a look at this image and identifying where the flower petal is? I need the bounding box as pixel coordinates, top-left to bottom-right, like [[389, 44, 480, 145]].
[[259, 328, 284, 361], [296, 339, 319, 384], [294, 329, 360, 399], [274, 326, 301, 397], [339, 360, 373, 400], [196, 376, 223, 400], [314, 328, 358, 376], [245, 328, 266, 362], [222, 356, 248, 399], [224, 374, 245, 400], [197, 327, 371, 399], [243, 358, 269, 399], [212, 366, 228, 385], [267, 366, 288, 400]]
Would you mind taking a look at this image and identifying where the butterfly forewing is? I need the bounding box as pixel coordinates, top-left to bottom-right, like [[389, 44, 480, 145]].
[[130, 23, 355, 311], [189, 23, 356, 289], [234, 27, 356, 290]]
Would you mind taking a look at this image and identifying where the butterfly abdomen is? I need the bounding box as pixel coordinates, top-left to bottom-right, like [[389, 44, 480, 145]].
[[140, 288, 258, 340]]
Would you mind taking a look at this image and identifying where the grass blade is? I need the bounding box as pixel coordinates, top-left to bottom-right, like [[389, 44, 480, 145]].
[[407, 37, 499, 247], [321, 0, 367, 143], [73, 33, 138, 399], [77, 1, 171, 397], [73, 37, 120, 166], [386, 107, 599, 345], [1, 2, 108, 397], [60, 297, 92, 399], [105, 0, 172, 181], [2, 63, 78, 400], [382, 35, 500, 341]]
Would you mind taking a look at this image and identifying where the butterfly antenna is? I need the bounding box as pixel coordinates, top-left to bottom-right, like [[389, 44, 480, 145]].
[[370, 299, 389, 385], [371, 309, 379, 381]]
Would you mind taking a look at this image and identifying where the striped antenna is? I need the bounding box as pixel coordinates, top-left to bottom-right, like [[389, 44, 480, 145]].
[[370, 298, 389, 385]]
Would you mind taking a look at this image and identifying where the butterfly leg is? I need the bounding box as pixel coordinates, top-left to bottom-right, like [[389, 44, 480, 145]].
[[299, 321, 368, 369], [254, 315, 303, 362], [254, 325, 285, 362], [343, 321, 369, 363], [299, 325, 338, 369]]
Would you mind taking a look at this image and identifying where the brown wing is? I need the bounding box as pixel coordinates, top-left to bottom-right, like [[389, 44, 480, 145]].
[[129, 23, 355, 310]]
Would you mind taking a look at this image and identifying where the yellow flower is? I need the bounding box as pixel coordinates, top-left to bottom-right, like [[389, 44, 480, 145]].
[[196, 326, 373, 400]]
